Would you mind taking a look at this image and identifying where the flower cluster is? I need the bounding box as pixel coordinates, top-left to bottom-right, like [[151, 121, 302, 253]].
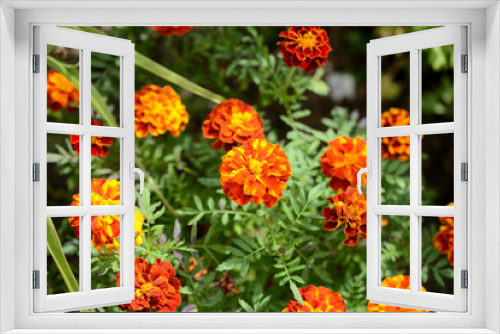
[[47, 71, 79, 112], [322, 186, 367, 246], [68, 179, 145, 252], [220, 138, 292, 208], [135, 85, 189, 138], [381, 108, 411, 162], [70, 120, 114, 157], [150, 26, 194, 36], [202, 99, 265, 151], [320, 136, 367, 191], [368, 275, 428, 312], [277, 27, 332, 73], [434, 202, 454, 266], [117, 258, 181, 312], [282, 285, 346, 312]]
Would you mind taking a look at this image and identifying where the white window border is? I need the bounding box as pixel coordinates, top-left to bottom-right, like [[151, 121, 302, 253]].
[[0, 1, 498, 333]]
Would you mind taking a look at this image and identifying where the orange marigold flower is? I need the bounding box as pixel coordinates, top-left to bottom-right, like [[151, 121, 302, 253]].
[[220, 138, 292, 208], [151, 26, 194, 36], [47, 71, 79, 112], [202, 99, 265, 151], [282, 285, 346, 312], [322, 186, 367, 246], [117, 258, 181, 312], [68, 179, 145, 252], [434, 202, 454, 266], [381, 108, 411, 162], [368, 275, 428, 312], [277, 27, 332, 73], [135, 85, 189, 138], [320, 136, 367, 191], [70, 120, 114, 157]]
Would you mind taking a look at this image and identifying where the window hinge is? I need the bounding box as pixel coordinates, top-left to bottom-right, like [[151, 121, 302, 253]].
[[461, 162, 468, 181], [33, 54, 40, 73], [33, 163, 40, 182], [33, 270, 40, 289], [461, 270, 468, 289], [461, 54, 468, 73]]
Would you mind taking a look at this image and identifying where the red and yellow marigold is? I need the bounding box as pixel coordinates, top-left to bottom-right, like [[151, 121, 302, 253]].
[[150, 26, 194, 36], [277, 27, 332, 73], [70, 120, 114, 157], [434, 202, 454, 266], [202, 99, 265, 151], [68, 179, 145, 252], [134, 85, 189, 138], [322, 186, 367, 246], [320, 136, 367, 191], [117, 258, 181, 312], [220, 138, 292, 208], [381, 108, 411, 162], [47, 71, 79, 112], [283, 285, 346, 312], [368, 275, 428, 312]]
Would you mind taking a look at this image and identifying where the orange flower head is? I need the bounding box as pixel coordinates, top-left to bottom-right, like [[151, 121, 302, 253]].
[[277, 27, 332, 73], [322, 186, 367, 246], [368, 275, 428, 312], [283, 285, 346, 312], [47, 71, 79, 112], [68, 179, 145, 252], [151, 26, 194, 36], [202, 99, 265, 151], [188, 257, 208, 281], [434, 202, 454, 266], [220, 138, 292, 208], [70, 120, 114, 157], [135, 85, 189, 138], [117, 258, 181, 312], [381, 108, 411, 162], [320, 136, 367, 191]]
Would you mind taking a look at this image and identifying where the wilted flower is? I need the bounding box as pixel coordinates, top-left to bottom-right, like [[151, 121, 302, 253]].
[[434, 202, 454, 266], [188, 257, 208, 281], [150, 26, 194, 36], [70, 120, 114, 157], [283, 285, 346, 312], [381, 108, 411, 162], [214, 272, 240, 295], [47, 71, 79, 112], [368, 275, 428, 312]]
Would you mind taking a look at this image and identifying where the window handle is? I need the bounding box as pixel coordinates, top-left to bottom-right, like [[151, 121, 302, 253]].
[[357, 162, 371, 195], [129, 162, 145, 194]]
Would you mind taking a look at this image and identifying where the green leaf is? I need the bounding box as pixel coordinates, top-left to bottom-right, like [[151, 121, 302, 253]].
[[290, 282, 304, 305], [239, 234, 258, 250], [216, 259, 240, 272], [302, 212, 325, 220], [187, 213, 205, 226], [308, 182, 326, 203], [193, 196, 203, 211], [234, 239, 252, 253], [281, 204, 295, 223], [240, 259, 250, 276], [239, 299, 254, 312]]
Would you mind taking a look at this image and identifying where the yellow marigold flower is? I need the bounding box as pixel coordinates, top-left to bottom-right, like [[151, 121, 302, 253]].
[[277, 27, 332, 73], [322, 186, 367, 246], [381, 108, 411, 162], [47, 71, 79, 112], [150, 26, 194, 36], [202, 99, 265, 151], [117, 258, 181, 312], [320, 136, 367, 191], [283, 285, 346, 312], [134, 85, 189, 138], [220, 138, 292, 208], [68, 179, 145, 252], [368, 275, 428, 312], [434, 202, 454, 266]]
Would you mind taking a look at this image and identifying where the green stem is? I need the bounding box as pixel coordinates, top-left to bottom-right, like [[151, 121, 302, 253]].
[[46, 217, 79, 293]]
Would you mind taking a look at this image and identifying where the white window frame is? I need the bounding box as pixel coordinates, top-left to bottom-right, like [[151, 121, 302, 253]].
[[0, 1, 499, 333]]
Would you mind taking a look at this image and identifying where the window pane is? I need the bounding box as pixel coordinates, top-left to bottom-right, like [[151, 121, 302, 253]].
[[47, 45, 80, 124], [47, 216, 80, 295], [380, 137, 410, 205], [91, 52, 120, 127], [421, 134, 454, 206], [91, 137, 121, 206], [381, 52, 410, 126], [91, 215, 121, 290], [47, 133, 80, 206], [421, 45, 454, 124], [380, 215, 410, 286]]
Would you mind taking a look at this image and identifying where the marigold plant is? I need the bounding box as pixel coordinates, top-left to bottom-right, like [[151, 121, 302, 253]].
[[135, 85, 189, 138], [282, 285, 346, 312], [320, 136, 367, 191], [68, 179, 145, 252], [70, 120, 114, 157], [322, 186, 367, 246], [202, 99, 265, 151], [220, 138, 292, 208], [277, 27, 332, 73], [47, 71, 79, 112], [117, 258, 182, 312], [381, 108, 411, 162], [368, 275, 428, 312], [150, 26, 194, 36], [434, 202, 454, 266]]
